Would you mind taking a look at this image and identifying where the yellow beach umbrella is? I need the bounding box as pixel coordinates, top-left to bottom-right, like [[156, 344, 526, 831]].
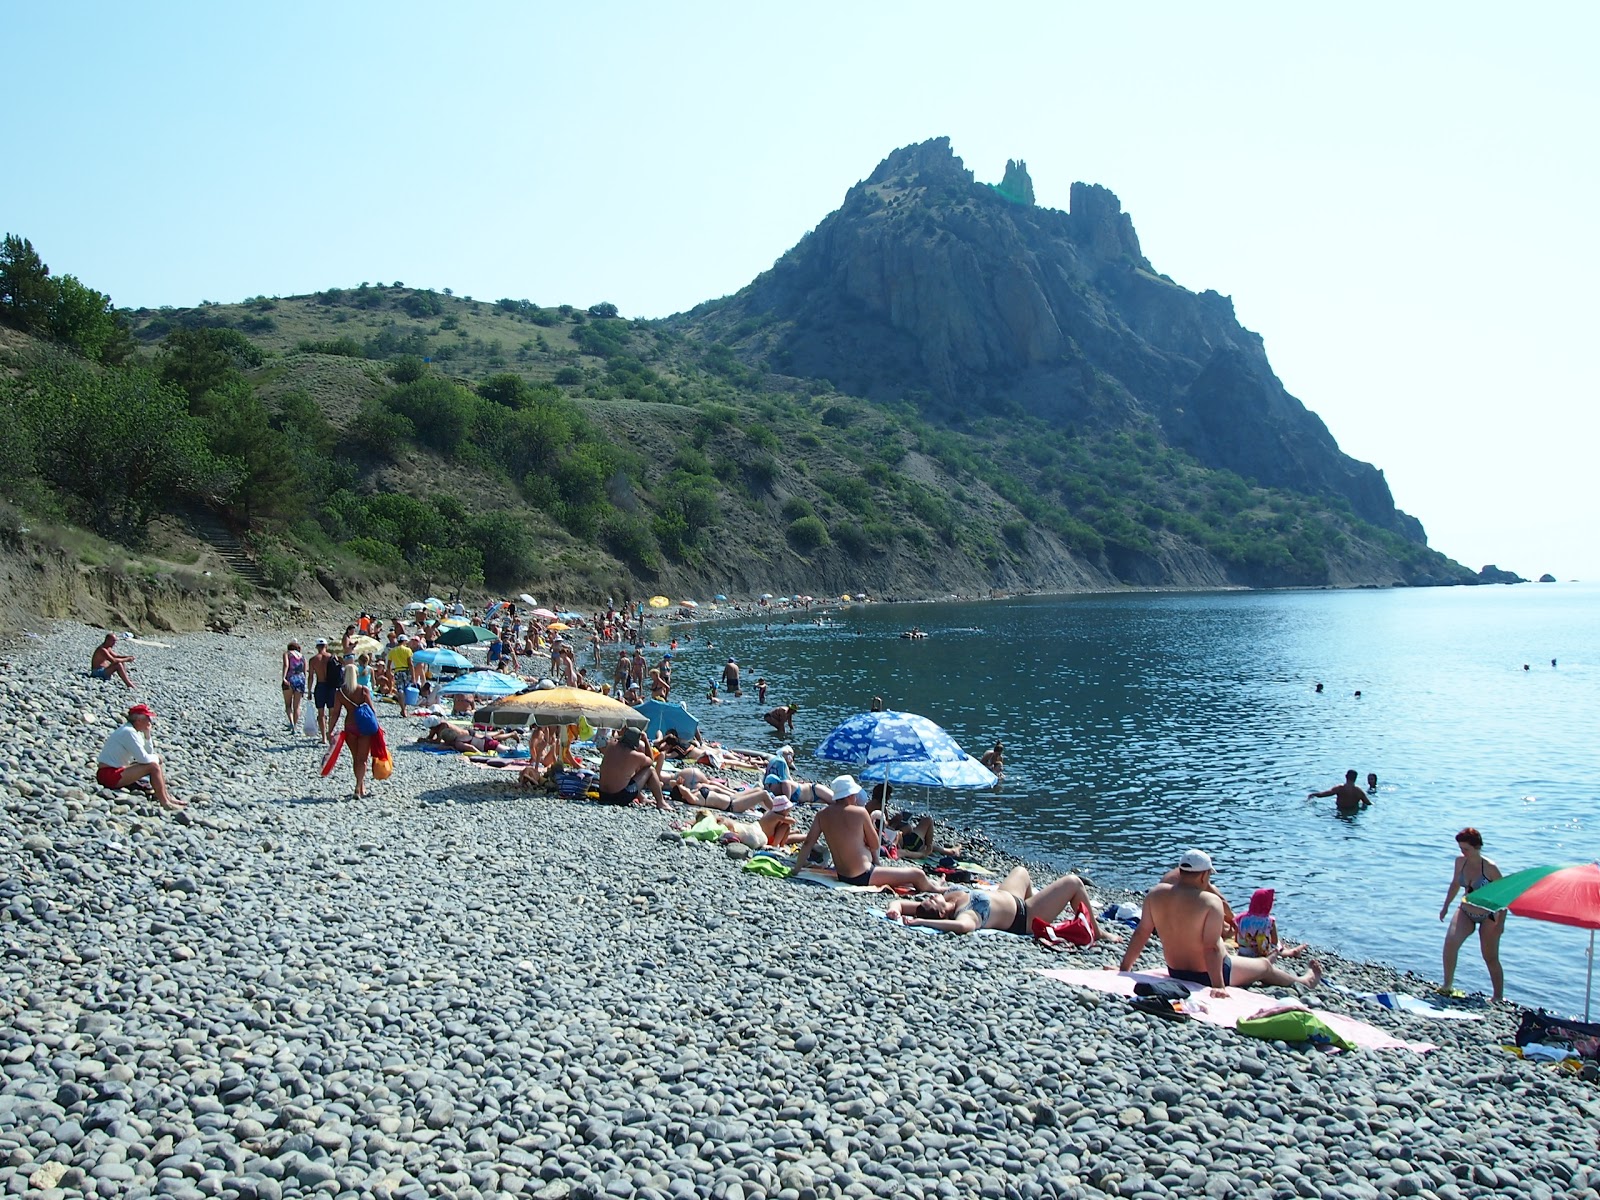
[[474, 687, 649, 729], [648, 596, 671, 609], [350, 636, 383, 657], [547, 622, 571, 632]]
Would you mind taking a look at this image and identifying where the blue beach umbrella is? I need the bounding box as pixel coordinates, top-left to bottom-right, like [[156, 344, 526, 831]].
[[634, 699, 700, 742], [437, 670, 528, 698], [413, 647, 472, 670], [714, 594, 728, 601], [814, 711, 968, 771], [860, 753, 997, 790]]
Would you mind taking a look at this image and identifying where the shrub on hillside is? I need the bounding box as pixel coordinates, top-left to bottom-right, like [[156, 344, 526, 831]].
[[786, 515, 829, 553], [348, 397, 414, 458], [833, 523, 870, 557], [297, 336, 364, 358], [389, 355, 427, 384], [1, 354, 230, 541]]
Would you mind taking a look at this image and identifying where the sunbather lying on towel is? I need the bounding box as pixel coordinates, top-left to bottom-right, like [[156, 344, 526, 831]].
[[664, 766, 769, 813], [888, 867, 1108, 939], [696, 795, 799, 849], [418, 718, 510, 754]]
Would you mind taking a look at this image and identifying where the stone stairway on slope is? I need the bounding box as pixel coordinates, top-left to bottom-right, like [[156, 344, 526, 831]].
[[185, 508, 271, 590]]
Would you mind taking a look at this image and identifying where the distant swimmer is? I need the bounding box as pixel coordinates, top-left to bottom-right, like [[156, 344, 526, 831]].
[[1366, 772, 1378, 794], [1552, 659, 1558, 668], [1314, 682, 1324, 694], [979, 741, 1005, 778], [1523, 664, 1530, 671], [1353, 690, 1362, 698], [1309, 769, 1370, 811]]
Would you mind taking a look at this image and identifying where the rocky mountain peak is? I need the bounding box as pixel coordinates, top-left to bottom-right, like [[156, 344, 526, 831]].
[[863, 136, 972, 188], [678, 139, 1431, 545]]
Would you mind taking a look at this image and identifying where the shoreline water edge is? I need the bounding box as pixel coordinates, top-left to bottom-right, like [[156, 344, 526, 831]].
[[2, 617, 1596, 1200]]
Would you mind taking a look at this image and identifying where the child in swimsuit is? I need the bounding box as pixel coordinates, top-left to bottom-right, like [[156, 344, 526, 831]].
[[1234, 888, 1307, 959]]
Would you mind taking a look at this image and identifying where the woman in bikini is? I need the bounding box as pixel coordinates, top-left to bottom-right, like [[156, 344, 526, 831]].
[[1439, 826, 1505, 1000], [887, 867, 1106, 940], [696, 794, 800, 850], [326, 664, 379, 799], [664, 766, 769, 813]]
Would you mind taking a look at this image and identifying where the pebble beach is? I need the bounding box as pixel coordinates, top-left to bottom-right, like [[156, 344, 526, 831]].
[[2, 623, 1597, 1200]]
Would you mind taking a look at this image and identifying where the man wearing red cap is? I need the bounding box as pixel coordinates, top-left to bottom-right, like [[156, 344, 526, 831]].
[[95, 704, 184, 810]]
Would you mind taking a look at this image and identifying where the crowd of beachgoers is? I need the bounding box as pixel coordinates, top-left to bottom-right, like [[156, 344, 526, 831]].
[[2, 604, 1597, 1200]]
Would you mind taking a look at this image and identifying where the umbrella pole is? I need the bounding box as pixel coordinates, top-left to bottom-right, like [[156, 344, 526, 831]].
[[1587, 929, 1595, 1022]]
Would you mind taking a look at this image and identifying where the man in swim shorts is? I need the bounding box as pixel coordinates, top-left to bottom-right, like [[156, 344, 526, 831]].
[[1117, 849, 1321, 997], [788, 776, 944, 891], [90, 634, 137, 689], [305, 638, 341, 743], [1308, 769, 1369, 811], [597, 727, 667, 809]]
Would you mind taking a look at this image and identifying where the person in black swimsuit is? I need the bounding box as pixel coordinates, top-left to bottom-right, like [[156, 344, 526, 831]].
[[1439, 826, 1505, 1000], [888, 867, 1104, 938]]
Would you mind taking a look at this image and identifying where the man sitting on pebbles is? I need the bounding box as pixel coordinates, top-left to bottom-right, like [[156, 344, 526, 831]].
[[597, 727, 669, 809], [788, 775, 947, 891], [1116, 849, 1321, 997], [89, 634, 137, 690], [95, 703, 185, 810]]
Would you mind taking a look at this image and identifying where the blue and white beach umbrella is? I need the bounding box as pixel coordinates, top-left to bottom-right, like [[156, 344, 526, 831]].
[[437, 670, 528, 698], [862, 753, 997, 790], [814, 711, 968, 771]]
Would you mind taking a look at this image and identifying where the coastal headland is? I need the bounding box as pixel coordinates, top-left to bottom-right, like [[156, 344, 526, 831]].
[[2, 621, 1595, 1200]]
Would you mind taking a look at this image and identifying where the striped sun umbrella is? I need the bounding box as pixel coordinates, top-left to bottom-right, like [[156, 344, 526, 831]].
[[1469, 863, 1600, 1018]]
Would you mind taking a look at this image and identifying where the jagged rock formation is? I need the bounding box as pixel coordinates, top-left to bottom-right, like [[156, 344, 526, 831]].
[[1477, 564, 1527, 585], [682, 137, 1426, 544], [993, 159, 1035, 206]]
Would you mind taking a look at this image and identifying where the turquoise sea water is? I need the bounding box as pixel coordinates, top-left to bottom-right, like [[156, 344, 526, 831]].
[[646, 583, 1598, 1017]]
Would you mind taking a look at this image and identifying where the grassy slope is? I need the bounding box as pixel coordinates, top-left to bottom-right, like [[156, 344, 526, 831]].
[[118, 286, 1468, 602]]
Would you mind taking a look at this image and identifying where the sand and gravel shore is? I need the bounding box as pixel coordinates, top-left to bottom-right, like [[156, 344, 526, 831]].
[[2, 623, 1597, 1200]]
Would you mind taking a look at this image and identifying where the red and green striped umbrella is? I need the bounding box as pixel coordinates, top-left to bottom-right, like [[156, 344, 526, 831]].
[[1467, 863, 1600, 929], [1468, 863, 1600, 1019]]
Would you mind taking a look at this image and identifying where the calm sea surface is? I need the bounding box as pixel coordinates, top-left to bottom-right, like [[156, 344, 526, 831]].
[[646, 583, 1598, 1017]]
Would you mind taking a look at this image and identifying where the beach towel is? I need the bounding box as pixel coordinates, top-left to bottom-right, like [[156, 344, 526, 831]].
[[682, 815, 725, 842], [1343, 990, 1485, 1021], [1036, 968, 1437, 1053], [1238, 1007, 1356, 1051], [741, 856, 792, 878], [319, 733, 346, 776]]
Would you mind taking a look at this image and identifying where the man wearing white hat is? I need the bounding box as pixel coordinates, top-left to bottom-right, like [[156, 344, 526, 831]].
[[788, 775, 946, 891], [1117, 849, 1322, 997]]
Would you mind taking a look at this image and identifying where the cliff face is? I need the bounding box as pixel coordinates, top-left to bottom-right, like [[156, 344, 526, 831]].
[[683, 138, 1424, 542]]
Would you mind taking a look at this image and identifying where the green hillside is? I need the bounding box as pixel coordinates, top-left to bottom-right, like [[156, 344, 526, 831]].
[[0, 235, 1473, 607]]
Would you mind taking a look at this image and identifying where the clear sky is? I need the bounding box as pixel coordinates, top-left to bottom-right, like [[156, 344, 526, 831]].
[[10, 3, 1596, 578]]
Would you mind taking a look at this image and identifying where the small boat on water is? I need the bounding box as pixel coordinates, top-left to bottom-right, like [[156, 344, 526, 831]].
[[899, 627, 928, 640]]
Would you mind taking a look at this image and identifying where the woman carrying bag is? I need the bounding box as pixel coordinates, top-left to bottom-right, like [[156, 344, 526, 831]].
[[323, 662, 391, 799]]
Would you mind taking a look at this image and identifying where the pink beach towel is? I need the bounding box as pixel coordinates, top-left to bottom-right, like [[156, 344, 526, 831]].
[[1037, 967, 1436, 1053]]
